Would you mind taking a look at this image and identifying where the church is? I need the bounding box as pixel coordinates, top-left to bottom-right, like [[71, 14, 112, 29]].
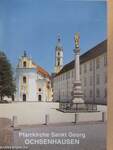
[[15, 51, 53, 102], [53, 35, 107, 105]]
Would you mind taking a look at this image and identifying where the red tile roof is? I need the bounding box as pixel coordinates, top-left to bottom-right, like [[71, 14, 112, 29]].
[[33, 63, 51, 79], [36, 65, 51, 79]]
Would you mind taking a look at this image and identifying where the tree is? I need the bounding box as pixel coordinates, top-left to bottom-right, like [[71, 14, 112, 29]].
[[0, 51, 16, 101]]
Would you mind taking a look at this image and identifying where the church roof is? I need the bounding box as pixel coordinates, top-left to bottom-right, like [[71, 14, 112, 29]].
[[36, 65, 51, 79], [56, 40, 107, 76], [32, 62, 51, 79]]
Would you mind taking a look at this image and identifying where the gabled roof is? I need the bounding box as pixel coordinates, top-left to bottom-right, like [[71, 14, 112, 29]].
[[56, 40, 107, 76]]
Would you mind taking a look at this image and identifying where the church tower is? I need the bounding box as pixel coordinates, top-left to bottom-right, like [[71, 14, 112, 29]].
[[16, 51, 37, 102], [54, 34, 63, 73]]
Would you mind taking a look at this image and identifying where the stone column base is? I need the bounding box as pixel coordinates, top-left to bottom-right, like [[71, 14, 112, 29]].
[[72, 97, 84, 104], [72, 81, 84, 104]]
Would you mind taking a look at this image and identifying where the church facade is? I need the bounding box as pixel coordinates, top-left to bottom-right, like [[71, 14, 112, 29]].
[[15, 51, 52, 102], [53, 39, 107, 105]]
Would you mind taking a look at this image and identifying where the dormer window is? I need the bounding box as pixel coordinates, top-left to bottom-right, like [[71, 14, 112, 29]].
[[23, 61, 26, 68]]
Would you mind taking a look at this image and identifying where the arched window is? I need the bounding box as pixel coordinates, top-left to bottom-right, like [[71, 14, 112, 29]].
[[38, 95, 42, 101], [23, 61, 26, 67], [23, 94, 26, 102], [23, 76, 26, 83], [39, 88, 41, 92]]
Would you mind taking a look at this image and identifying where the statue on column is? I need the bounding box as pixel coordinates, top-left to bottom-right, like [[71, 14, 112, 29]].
[[72, 32, 84, 105], [74, 33, 80, 49]]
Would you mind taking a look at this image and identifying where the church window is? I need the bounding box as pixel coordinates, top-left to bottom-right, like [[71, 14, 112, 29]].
[[38, 95, 42, 101], [39, 88, 41, 91], [23, 76, 26, 83], [23, 61, 27, 67], [58, 52, 60, 56], [58, 61, 60, 66]]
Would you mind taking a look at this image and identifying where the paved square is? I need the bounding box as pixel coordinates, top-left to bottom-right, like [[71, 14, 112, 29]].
[[13, 122, 106, 150]]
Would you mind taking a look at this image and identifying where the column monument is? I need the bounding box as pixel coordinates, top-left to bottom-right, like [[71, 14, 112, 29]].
[[72, 33, 84, 106]]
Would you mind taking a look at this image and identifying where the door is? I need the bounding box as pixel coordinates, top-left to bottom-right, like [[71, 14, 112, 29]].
[[38, 95, 42, 102], [23, 94, 26, 102]]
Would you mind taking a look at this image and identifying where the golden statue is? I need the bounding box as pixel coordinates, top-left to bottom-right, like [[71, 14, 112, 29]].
[[74, 33, 80, 49]]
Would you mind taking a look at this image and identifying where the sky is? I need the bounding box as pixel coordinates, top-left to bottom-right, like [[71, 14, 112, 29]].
[[0, 0, 107, 73]]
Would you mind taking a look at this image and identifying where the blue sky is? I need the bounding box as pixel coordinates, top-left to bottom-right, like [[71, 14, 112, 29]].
[[0, 0, 106, 73]]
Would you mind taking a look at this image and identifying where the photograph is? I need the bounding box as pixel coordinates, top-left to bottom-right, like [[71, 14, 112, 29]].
[[0, 0, 109, 150]]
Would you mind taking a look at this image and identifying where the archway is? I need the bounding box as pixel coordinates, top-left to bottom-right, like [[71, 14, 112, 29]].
[[38, 95, 42, 102]]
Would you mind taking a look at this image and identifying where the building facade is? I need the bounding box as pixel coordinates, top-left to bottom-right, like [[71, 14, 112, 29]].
[[15, 51, 52, 102], [53, 40, 107, 105]]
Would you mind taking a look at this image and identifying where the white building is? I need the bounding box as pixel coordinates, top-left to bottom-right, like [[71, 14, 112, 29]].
[[53, 40, 107, 105], [15, 51, 52, 102]]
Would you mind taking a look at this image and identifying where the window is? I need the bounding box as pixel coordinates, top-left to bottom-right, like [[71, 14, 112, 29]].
[[90, 90, 92, 97], [39, 88, 41, 91], [105, 88, 107, 97], [96, 74, 100, 85], [23, 76, 26, 83], [105, 74, 107, 83], [104, 54, 107, 66], [62, 75, 64, 80], [47, 82, 50, 89], [67, 71, 70, 79], [72, 70, 74, 78], [84, 77, 87, 86], [90, 61, 92, 71], [96, 88, 100, 97], [96, 57, 100, 69], [84, 89, 86, 98], [84, 64, 87, 73], [58, 52, 60, 56], [90, 76, 92, 86], [23, 61, 27, 67]]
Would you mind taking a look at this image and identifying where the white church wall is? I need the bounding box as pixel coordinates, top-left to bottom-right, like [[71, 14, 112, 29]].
[[16, 68, 37, 102], [27, 71, 37, 101]]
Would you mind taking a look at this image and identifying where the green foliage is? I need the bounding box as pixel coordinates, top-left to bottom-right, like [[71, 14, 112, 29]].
[[0, 51, 16, 101]]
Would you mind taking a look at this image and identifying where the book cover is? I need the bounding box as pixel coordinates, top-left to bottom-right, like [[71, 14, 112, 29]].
[[0, 0, 107, 150]]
